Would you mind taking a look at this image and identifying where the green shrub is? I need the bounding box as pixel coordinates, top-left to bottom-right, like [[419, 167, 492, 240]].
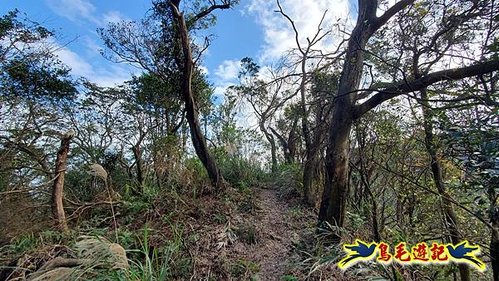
[[230, 259, 259, 279], [274, 162, 302, 198], [215, 152, 265, 189]]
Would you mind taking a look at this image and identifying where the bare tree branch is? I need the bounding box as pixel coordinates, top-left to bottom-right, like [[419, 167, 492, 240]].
[[370, 0, 415, 33], [353, 59, 499, 118]]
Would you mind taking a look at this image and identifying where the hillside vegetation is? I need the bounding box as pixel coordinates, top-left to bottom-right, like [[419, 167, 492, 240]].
[[1, 1, 499, 280]]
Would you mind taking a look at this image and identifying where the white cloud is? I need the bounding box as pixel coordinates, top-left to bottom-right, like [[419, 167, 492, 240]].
[[198, 65, 209, 75], [211, 60, 242, 113], [102, 11, 129, 25], [81, 36, 102, 57], [92, 64, 135, 87], [54, 46, 95, 77], [45, 0, 129, 27], [215, 59, 241, 82], [45, 0, 100, 25], [212, 85, 226, 103], [247, 0, 351, 62], [51, 41, 134, 87]]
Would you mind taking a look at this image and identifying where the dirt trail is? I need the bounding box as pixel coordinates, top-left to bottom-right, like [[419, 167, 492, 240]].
[[229, 188, 300, 281], [241, 188, 364, 281], [248, 187, 300, 280]]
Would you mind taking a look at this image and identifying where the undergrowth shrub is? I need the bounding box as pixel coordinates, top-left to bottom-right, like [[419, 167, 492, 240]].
[[111, 224, 192, 280], [171, 157, 209, 196], [273, 162, 302, 198], [215, 151, 265, 190]]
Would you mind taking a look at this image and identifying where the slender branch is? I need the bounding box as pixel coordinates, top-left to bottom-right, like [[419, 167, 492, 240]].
[[371, 0, 415, 33], [191, 3, 231, 23], [373, 158, 494, 230], [276, 0, 303, 53]]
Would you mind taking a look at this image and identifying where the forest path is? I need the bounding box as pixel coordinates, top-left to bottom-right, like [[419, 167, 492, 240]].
[[248, 187, 302, 281]]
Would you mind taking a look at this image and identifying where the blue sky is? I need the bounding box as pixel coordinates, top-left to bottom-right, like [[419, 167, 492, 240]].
[[1, 0, 353, 96]]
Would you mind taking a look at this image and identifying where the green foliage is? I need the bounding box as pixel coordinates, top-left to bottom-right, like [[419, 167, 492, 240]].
[[239, 57, 260, 78], [0, 10, 77, 104], [65, 169, 96, 202], [8, 230, 65, 254], [310, 70, 339, 101], [216, 152, 264, 190], [124, 73, 181, 115], [230, 259, 259, 279], [0, 10, 52, 40], [281, 275, 299, 281], [121, 197, 153, 221], [288, 207, 304, 219], [273, 162, 303, 198], [90, 223, 192, 281], [184, 157, 209, 181], [126, 224, 191, 280], [3, 59, 77, 101], [10, 233, 39, 253], [440, 106, 499, 229], [234, 224, 257, 245]]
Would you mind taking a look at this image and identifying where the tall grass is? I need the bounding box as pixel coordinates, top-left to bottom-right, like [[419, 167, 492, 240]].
[[111, 223, 190, 280]]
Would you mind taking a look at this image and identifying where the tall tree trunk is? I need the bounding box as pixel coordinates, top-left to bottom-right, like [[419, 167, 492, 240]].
[[318, 1, 373, 241], [51, 131, 74, 233], [303, 156, 318, 205], [261, 122, 278, 173], [287, 117, 298, 162], [132, 144, 144, 193], [317, 0, 416, 243], [299, 46, 316, 205], [319, 116, 353, 241], [303, 145, 321, 206], [314, 0, 499, 250], [170, 2, 223, 190], [303, 107, 328, 206], [420, 90, 471, 281], [269, 126, 294, 165]]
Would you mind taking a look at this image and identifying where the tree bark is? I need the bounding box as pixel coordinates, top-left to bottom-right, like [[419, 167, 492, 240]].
[[317, 0, 499, 245], [303, 156, 318, 205], [287, 117, 298, 162], [261, 121, 278, 173], [318, 0, 375, 241], [303, 142, 322, 206], [131, 144, 144, 193], [420, 88, 470, 281], [169, 1, 223, 190], [303, 103, 329, 206], [51, 132, 73, 233], [269, 125, 295, 165]]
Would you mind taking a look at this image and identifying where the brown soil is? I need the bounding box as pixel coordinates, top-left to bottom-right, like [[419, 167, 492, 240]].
[[189, 185, 315, 280], [219, 187, 359, 281], [247, 187, 301, 280], [0, 185, 363, 280]]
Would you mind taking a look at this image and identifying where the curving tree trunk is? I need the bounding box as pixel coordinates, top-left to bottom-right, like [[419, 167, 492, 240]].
[[261, 122, 278, 173], [169, 0, 228, 190], [51, 130, 74, 233], [269, 121, 297, 165], [318, 0, 376, 240], [317, 0, 499, 245]]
